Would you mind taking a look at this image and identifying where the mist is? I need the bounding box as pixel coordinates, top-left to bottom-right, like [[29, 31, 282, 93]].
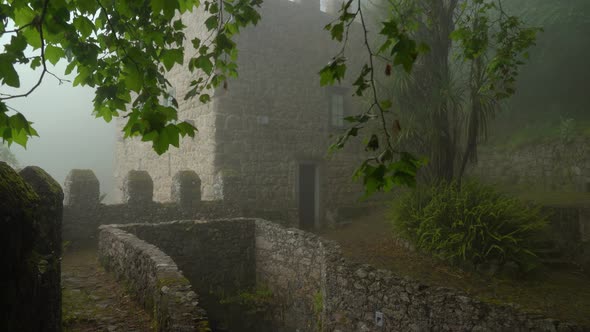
[[5, 62, 116, 201], [1, 0, 589, 331]]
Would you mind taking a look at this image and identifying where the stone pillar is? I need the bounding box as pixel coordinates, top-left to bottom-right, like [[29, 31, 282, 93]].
[[123, 170, 154, 206], [64, 169, 99, 207], [63, 169, 101, 246], [20, 166, 64, 332], [1, 162, 63, 332], [171, 170, 201, 209]]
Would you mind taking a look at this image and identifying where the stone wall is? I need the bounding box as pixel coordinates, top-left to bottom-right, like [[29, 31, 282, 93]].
[[98, 218, 588, 332], [255, 221, 326, 330], [469, 137, 590, 192], [98, 225, 209, 331], [100, 219, 258, 331], [63, 169, 242, 246], [324, 258, 583, 331], [0, 162, 63, 332], [120, 220, 256, 296]]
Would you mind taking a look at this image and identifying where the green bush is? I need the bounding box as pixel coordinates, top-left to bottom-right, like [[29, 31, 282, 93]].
[[391, 181, 548, 271]]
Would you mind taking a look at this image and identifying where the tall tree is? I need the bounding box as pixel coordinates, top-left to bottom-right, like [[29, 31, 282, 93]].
[[322, 0, 540, 191]]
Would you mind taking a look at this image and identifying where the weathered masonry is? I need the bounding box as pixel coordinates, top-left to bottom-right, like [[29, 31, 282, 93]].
[[1, 163, 63, 332], [63, 168, 241, 245], [64, 168, 590, 271], [99, 218, 588, 332], [114, 0, 374, 228]]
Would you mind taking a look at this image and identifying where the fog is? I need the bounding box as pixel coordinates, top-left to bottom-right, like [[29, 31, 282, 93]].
[[2, 1, 590, 331], [5, 63, 115, 201]]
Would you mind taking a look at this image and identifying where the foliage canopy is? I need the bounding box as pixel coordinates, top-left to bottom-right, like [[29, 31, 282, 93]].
[[0, 0, 261, 153], [321, 0, 540, 190]]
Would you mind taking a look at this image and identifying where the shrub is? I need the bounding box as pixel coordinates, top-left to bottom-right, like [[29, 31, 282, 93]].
[[391, 181, 548, 271]]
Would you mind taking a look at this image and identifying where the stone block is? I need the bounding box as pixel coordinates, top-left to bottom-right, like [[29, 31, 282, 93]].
[[123, 170, 154, 205], [171, 170, 201, 209]]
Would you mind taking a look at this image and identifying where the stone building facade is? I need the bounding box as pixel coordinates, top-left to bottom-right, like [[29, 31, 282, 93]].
[[114, 0, 376, 228]]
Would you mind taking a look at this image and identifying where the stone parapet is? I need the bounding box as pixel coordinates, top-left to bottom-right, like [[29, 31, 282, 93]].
[[99, 218, 589, 331], [62, 169, 243, 247], [98, 225, 210, 332], [64, 169, 99, 207]]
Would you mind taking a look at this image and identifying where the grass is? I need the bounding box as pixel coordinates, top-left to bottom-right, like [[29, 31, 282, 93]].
[[318, 209, 590, 327]]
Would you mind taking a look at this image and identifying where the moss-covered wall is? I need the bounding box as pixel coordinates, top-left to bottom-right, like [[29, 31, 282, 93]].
[[0, 162, 63, 332]]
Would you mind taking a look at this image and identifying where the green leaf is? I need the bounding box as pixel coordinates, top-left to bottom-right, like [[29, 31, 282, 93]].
[[215, 33, 235, 55], [177, 121, 197, 137], [195, 55, 214, 75], [319, 57, 347, 86], [0, 56, 20, 88], [380, 99, 392, 110], [191, 37, 201, 49], [9, 113, 28, 131], [151, 0, 165, 13], [45, 45, 65, 66], [13, 7, 36, 27], [22, 28, 41, 49], [199, 94, 211, 103], [205, 15, 219, 31], [123, 62, 143, 92], [73, 16, 95, 39], [161, 48, 184, 71], [330, 22, 344, 42]]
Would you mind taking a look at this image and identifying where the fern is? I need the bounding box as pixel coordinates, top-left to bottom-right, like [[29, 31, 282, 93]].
[[391, 180, 548, 271]]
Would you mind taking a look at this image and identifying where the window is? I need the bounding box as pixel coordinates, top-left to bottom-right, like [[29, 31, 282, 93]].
[[330, 93, 344, 127]]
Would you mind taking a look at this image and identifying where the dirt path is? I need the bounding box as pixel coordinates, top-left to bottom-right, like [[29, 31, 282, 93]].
[[61, 248, 152, 332]]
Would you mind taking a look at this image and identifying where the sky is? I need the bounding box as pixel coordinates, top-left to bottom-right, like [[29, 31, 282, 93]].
[[5, 61, 117, 202]]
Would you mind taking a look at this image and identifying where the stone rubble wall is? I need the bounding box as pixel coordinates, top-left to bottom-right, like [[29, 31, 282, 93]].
[[119, 219, 256, 295], [99, 218, 588, 332], [98, 225, 210, 332], [100, 219, 256, 330], [324, 258, 584, 332], [1, 163, 63, 332], [257, 221, 587, 331], [254, 220, 327, 330]]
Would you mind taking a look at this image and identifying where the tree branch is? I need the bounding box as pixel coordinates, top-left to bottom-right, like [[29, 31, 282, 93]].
[[0, 0, 51, 101]]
